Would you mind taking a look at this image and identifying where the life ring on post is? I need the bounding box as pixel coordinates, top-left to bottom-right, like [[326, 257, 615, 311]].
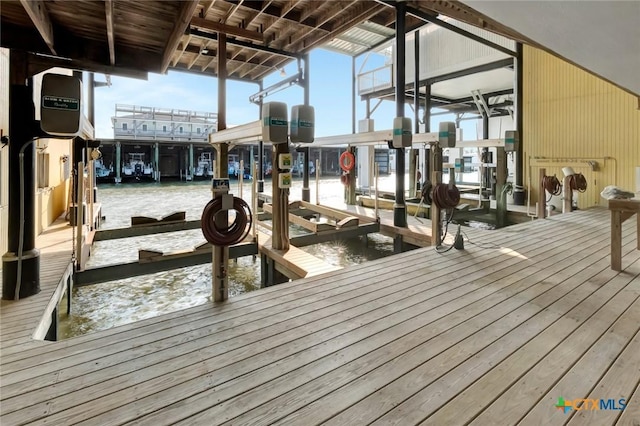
[[340, 172, 351, 186], [339, 151, 355, 172]]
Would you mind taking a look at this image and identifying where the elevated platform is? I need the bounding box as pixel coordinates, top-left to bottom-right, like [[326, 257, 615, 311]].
[[1, 208, 638, 425]]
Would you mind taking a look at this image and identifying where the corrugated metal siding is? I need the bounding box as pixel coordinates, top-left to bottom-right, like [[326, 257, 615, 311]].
[[403, 19, 515, 83], [0, 48, 9, 255], [524, 46, 640, 208]]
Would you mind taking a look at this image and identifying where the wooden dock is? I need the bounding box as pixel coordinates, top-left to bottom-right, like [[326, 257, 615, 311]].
[[1, 208, 639, 425]]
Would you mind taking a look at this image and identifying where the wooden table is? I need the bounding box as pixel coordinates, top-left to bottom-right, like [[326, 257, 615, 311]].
[[608, 199, 640, 270]]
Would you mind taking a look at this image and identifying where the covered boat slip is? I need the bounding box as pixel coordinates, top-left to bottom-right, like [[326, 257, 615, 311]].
[[0, 208, 638, 425]]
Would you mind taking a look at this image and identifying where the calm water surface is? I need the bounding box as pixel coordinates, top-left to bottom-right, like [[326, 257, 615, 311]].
[[59, 177, 395, 338]]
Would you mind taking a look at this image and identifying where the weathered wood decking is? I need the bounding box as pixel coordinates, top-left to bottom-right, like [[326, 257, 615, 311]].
[[1, 208, 639, 425]]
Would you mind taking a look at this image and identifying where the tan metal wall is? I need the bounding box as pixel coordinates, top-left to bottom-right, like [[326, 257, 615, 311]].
[[1, 48, 9, 255], [524, 46, 640, 208]]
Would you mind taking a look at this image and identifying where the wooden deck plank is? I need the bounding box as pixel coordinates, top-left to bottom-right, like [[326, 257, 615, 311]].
[[13, 215, 620, 420], [1, 208, 637, 426], [427, 270, 640, 426], [474, 283, 640, 425], [166, 225, 640, 426], [268, 246, 640, 426], [375, 259, 640, 426], [0, 212, 612, 420], [0, 211, 577, 369], [5, 213, 600, 422], [566, 317, 640, 425], [615, 381, 640, 425]]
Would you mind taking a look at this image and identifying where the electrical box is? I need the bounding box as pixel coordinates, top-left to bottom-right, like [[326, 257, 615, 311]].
[[261, 102, 288, 143], [454, 158, 464, 173], [211, 178, 230, 193], [392, 117, 412, 148], [279, 172, 292, 188], [438, 122, 456, 148], [358, 119, 374, 133], [505, 130, 519, 152], [278, 153, 293, 169], [290, 105, 314, 143], [40, 74, 82, 137]]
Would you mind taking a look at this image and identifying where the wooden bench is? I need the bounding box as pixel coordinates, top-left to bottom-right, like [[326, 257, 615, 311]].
[[608, 199, 640, 270]]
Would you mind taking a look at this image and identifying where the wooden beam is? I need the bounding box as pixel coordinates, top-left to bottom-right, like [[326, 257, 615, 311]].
[[161, 0, 199, 73], [20, 0, 56, 55], [191, 16, 264, 42], [105, 0, 115, 65], [297, 2, 386, 53]]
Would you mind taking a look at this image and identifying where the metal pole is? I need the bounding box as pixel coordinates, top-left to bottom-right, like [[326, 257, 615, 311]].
[[257, 80, 264, 193], [513, 42, 525, 205], [352, 56, 356, 134], [302, 54, 311, 202], [76, 162, 84, 270], [394, 1, 408, 233], [239, 159, 244, 199], [375, 163, 379, 221], [315, 158, 320, 204], [115, 142, 121, 183]]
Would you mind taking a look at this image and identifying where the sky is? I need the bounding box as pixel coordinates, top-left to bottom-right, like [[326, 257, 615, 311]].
[[92, 47, 476, 140]]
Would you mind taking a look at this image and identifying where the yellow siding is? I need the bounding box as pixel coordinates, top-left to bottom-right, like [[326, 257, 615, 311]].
[[35, 138, 72, 234], [524, 46, 640, 208], [0, 49, 9, 255]]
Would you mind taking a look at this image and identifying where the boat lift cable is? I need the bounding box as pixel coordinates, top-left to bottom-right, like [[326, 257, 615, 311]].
[[542, 174, 562, 196], [201, 196, 252, 246], [568, 173, 588, 192]]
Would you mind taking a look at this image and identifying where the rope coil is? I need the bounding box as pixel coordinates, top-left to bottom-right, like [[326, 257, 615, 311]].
[[568, 173, 588, 192], [201, 196, 252, 246], [421, 180, 433, 204], [339, 151, 355, 172], [542, 175, 562, 196], [432, 183, 460, 209]]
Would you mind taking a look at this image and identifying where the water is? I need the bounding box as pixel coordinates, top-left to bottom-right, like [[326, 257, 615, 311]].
[[59, 177, 395, 339]]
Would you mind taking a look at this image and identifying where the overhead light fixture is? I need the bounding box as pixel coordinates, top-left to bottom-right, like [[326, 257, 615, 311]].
[[279, 67, 286, 77], [200, 47, 209, 55]]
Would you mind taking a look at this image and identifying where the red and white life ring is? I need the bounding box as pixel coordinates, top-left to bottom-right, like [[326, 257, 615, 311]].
[[339, 151, 355, 172]]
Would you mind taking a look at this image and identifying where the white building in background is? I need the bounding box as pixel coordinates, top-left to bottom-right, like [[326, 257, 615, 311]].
[[111, 104, 217, 141]]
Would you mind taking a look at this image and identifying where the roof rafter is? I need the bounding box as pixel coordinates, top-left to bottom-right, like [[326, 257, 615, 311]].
[[105, 0, 115, 65], [19, 0, 56, 55], [160, 0, 199, 73]]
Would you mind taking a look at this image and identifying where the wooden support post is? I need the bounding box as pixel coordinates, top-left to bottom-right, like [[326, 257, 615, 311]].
[[431, 170, 442, 246], [88, 159, 95, 230], [496, 147, 507, 227], [272, 143, 290, 250], [537, 168, 546, 219], [431, 143, 443, 246], [409, 148, 418, 198], [346, 147, 357, 205], [75, 161, 84, 270], [562, 175, 573, 214], [611, 209, 622, 271]]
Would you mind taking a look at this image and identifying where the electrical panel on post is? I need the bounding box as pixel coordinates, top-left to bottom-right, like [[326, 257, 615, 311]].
[[40, 74, 82, 136], [392, 117, 412, 148], [504, 130, 519, 152], [261, 102, 288, 143], [278, 153, 293, 170], [438, 122, 456, 148], [290, 105, 314, 143]]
